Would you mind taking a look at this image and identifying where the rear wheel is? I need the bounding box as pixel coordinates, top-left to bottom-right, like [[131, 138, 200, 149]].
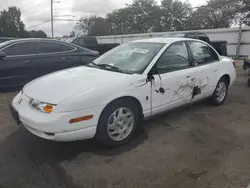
[[95, 99, 141, 147], [211, 78, 228, 106]]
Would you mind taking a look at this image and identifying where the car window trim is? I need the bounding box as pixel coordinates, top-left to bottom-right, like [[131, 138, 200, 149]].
[[184, 41, 194, 66], [71, 38, 78, 45], [187, 41, 220, 67], [153, 41, 193, 74], [61, 43, 77, 52], [1, 41, 38, 57], [37, 41, 77, 55]]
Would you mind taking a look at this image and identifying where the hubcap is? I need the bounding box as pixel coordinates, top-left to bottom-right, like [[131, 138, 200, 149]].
[[107, 107, 135, 141], [216, 82, 227, 102]]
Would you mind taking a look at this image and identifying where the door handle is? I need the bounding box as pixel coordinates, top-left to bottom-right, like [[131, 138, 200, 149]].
[[214, 68, 218, 72], [61, 57, 66, 60], [24, 60, 31, 64], [186, 76, 191, 78]]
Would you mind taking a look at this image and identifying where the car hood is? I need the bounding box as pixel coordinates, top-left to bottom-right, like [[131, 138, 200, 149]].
[[23, 67, 130, 104]]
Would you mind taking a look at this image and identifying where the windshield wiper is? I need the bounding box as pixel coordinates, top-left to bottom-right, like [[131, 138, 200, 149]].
[[85, 62, 128, 74], [98, 64, 125, 73], [85, 61, 99, 68]]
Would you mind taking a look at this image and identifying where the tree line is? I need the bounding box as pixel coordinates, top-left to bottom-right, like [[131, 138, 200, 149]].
[[73, 0, 250, 36], [1, 0, 250, 38], [0, 6, 47, 38]]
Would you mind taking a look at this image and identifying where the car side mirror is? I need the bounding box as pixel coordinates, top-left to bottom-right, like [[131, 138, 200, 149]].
[[147, 67, 157, 81], [0, 51, 6, 59], [147, 74, 154, 81]]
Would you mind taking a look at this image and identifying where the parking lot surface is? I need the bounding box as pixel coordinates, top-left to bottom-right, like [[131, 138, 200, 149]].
[[1, 63, 250, 188]]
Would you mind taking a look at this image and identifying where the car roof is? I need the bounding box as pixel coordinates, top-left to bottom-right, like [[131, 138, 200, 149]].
[[6, 38, 62, 43], [68, 36, 95, 39], [0, 38, 81, 49], [130, 37, 201, 44], [0, 38, 95, 52]]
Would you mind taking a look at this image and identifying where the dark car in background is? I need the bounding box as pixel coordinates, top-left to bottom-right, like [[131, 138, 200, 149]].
[[181, 32, 228, 56], [65, 36, 119, 55], [0, 37, 16, 43], [0, 38, 98, 89], [60, 38, 69, 42]]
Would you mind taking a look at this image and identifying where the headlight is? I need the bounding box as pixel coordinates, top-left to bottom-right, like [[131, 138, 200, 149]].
[[30, 99, 55, 113]]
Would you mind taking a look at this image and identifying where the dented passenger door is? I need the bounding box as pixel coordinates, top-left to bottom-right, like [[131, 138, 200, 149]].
[[187, 41, 220, 101], [151, 41, 195, 115]]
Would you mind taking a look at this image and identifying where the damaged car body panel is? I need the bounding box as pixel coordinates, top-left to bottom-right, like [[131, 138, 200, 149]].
[[11, 38, 236, 145], [146, 40, 223, 115]]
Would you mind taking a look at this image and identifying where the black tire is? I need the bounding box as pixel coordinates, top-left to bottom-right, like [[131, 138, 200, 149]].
[[95, 99, 142, 147], [211, 77, 229, 106]]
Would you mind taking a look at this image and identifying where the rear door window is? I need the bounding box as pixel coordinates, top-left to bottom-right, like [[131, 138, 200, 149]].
[[188, 41, 219, 65], [3, 42, 37, 56], [38, 42, 62, 54]]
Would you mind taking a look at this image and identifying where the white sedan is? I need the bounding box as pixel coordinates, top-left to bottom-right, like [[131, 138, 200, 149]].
[[10, 38, 236, 146]]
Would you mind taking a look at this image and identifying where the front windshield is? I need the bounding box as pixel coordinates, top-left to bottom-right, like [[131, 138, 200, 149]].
[[95, 42, 165, 74]]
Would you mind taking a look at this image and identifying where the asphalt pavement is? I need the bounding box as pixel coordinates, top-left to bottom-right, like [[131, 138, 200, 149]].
[[1, 62, 250, 188]]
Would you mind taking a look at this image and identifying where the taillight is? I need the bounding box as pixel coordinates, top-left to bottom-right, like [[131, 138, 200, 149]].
[[233, 61, 236, 68]]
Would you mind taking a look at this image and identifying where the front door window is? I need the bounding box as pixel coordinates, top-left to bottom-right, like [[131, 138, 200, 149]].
[[157, 42, 190, 73], [151, 41, 193, 115]]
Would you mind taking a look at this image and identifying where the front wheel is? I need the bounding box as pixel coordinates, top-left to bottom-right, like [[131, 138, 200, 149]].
[[95, 99, 141, 147], [211, 78, 228, 106]]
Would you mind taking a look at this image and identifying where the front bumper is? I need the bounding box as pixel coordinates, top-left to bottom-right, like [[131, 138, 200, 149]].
[[23, 124, 97, 141], [11, 92, 104, 141]]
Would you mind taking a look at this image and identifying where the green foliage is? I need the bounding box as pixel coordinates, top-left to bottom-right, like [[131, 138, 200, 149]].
[[0, 6, 47, 38], [161, 0, 193, 31], [127, 0, 162, 33], [239, 0, 250, 25], [29, 30, 47, 38], [106, 8, 135, 34], [188, 0, 241, 29], [75, 16, 111, 36], [0, 6, 24, 37], [69, 30, 75, 37], [74, 0, 250, 36], [2, 0, 250, 37]]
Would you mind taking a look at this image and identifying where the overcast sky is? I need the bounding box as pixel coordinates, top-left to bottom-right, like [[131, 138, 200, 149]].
[[0, 0, 207, 37]]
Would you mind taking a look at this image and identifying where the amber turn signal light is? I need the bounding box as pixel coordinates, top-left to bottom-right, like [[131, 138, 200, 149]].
[[43, 104, 54, 113], [69, 115, 93, 124]]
